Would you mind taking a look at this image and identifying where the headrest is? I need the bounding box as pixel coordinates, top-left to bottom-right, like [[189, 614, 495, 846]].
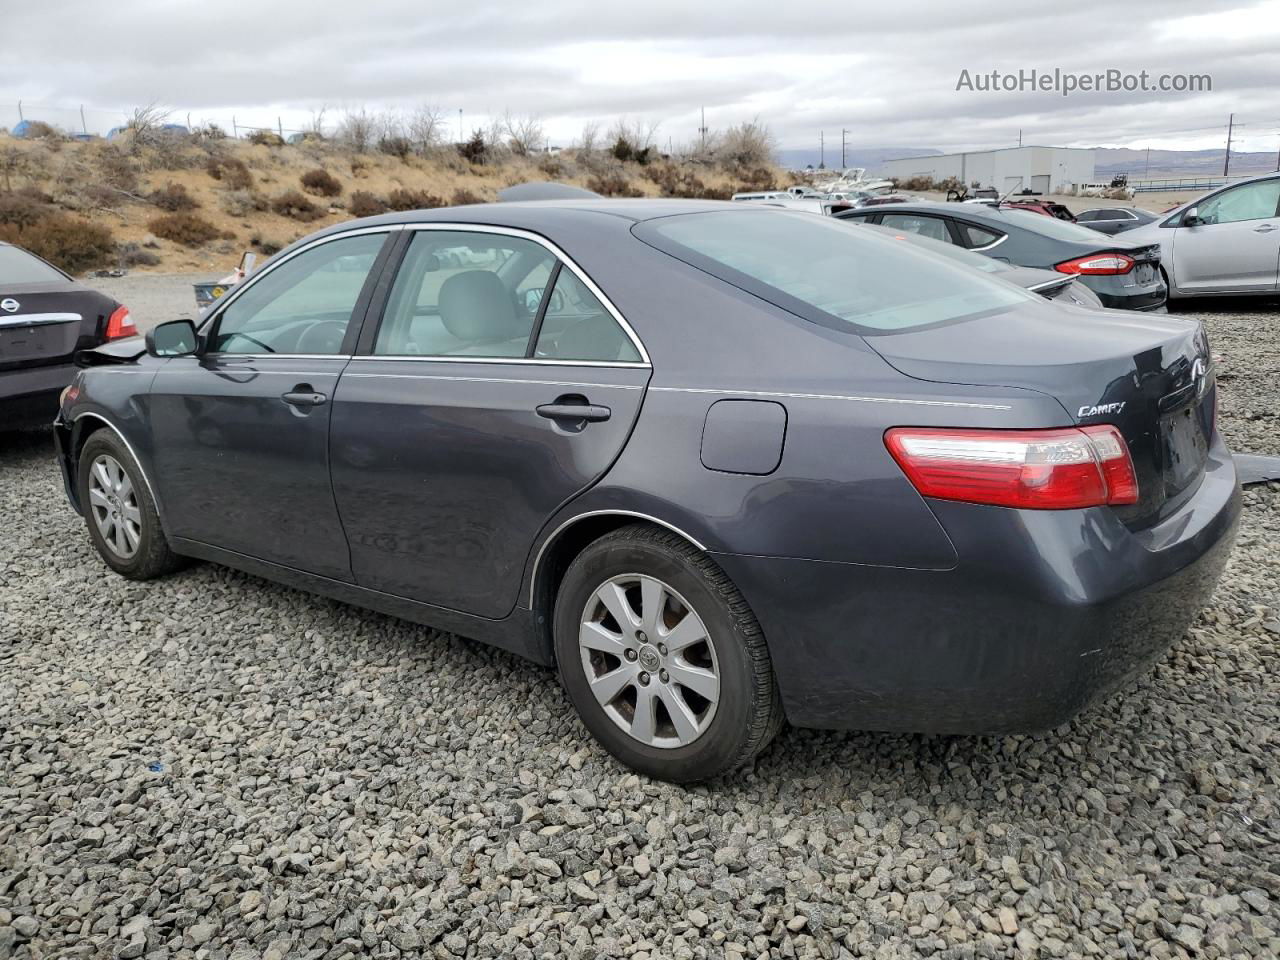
[[438, 271, 520, 342]]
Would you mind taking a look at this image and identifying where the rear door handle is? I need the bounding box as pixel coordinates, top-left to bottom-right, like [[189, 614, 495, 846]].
[[1254, 224, 1278, 233], [536, 402, 611, 422], [282, 389, 328, 407]]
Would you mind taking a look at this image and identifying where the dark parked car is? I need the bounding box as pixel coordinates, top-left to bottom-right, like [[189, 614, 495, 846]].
[[836, 202, 1168, 311], [54, 202, 1238, 782], [862, 223, 1105, 308], [1075, 207, 1160, 235], [1, 242, 134, 428]]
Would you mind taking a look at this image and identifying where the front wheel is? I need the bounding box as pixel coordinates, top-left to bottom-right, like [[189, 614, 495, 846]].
[[77, 430, 184, 580], [554, 525, 783, 782]]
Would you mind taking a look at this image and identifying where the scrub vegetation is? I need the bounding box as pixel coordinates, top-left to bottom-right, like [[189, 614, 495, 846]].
[[0, 108, 786, 274]]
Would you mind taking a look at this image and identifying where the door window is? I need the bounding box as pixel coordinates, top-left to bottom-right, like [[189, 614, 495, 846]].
[[1194, 180, 1280, 225], [879, 214, 953, 243], [533, 269, 642, 362], [210, 233, 386, 354], [374, 231, 555, 357]]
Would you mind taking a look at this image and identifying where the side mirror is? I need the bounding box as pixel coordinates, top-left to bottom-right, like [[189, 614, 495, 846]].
[[146, 318, 199, 357], [1182, 206, 1203, 227]]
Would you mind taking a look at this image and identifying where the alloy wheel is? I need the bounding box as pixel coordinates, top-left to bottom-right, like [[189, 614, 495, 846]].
[[88, 454, 141, 559], [578, 573, 720, 748]]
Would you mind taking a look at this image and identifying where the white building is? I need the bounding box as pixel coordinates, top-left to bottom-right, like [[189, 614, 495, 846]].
[[877, 146, 1096, 194]]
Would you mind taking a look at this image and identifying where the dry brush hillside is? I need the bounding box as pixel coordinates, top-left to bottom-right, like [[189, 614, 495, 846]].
[[0, 132, 785, 275]]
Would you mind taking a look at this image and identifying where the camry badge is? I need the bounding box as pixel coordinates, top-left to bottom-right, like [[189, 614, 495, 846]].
[[1078, 401, 1126, 418], [0, 298, 19, 313]]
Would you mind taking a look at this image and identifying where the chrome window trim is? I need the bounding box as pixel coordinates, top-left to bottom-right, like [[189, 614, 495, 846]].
[[343, 371, 643, 391], [528, 510, 708, 607], [195, 225, 404, 336], [399, 222, 651, 366], [72, 412, 165, 523], [347, 355, 647, 369], [195, 354, 354, 361], [0, 312, 81, 327]]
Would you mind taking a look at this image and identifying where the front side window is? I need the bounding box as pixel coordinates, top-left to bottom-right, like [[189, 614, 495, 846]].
[[637, 210, 1030, 334], [879, 214, 953, 244], [1194, 180, 1280, 225], [211, 233, 385, 354], [374, 231, 554, 357], [533, 269, 642, 362]]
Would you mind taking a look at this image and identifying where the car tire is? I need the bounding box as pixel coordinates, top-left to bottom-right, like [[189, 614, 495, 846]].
[[554, 524, 784, 782], [77, 430, 184, 580]]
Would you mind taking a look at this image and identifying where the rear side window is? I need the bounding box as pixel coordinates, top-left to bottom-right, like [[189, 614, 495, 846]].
[[961, 224, 1003, 247], [533, 269, 641, 362], [637, 210, 1030, 334], [0, 244, 66, 283]]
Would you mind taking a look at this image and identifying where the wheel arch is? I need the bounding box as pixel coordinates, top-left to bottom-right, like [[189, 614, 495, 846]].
[[528, 510, 709, 662], [69, 412, 165, 526]]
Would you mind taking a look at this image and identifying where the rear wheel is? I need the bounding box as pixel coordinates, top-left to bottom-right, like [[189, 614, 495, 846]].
[[77, 430, 183, 580], [554, 524, 783, 782]]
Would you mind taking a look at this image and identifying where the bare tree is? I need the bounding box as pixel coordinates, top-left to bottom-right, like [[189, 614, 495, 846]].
[[336, 107, 378, 153], [408, 105, 445, 154], [304, 105, 329, 140], [124, 102, 172, 153], [577, 120, 600, 154], [503, 112, 546, 156], [716, 118, 776, 167]]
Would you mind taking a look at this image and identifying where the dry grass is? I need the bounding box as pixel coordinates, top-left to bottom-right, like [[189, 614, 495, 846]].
[[0, 136, 787, 273]]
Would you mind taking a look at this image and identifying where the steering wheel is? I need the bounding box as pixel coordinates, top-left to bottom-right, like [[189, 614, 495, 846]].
[[295, 320, 347, 355]]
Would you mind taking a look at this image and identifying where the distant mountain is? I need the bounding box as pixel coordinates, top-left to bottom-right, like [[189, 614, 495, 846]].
[[776, 146, 940, 171], [1093, 147, 1277, 179]]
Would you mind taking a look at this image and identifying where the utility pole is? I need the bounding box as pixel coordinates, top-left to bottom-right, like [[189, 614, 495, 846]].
[[698, 107, 708, 152], [1144, 146, 1151, 178], [819, 130, 825, 170], [841, 128, 848, 168], [1223, 113, 1234, 176], [1018, 128, 1022, 147], [458, 108, 463, 142], [81, 105, 88, 135], [17, 100, 22, 123]]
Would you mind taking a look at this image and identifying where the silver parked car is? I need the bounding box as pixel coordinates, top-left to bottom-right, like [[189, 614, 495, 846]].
[[1122, 173, 1280, 298]]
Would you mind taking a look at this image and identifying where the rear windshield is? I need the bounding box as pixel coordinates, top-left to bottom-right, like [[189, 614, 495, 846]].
[[635, 210, 1029, 333], [0, 244, 66, 283]]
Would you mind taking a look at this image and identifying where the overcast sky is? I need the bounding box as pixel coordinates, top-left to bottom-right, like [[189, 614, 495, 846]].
[[4, 0, 1279, 155]]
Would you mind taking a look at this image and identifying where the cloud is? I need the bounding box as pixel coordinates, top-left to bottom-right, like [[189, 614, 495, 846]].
[[4, 0, 1278, 153]]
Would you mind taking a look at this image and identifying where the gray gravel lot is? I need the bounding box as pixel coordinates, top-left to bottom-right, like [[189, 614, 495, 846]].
[[90, 272, 217, 335], [1, 299, 1278, 959]]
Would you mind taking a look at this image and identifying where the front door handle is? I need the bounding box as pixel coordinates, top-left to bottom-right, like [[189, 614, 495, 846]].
[[282, 389, 328, 407], [536, 402, 611, 423], [1254, 223, 1278, 233]]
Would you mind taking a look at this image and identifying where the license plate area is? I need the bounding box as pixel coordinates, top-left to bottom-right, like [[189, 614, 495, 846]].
[[0, 315, 80, 364], [1160, 400, 1209, 494]]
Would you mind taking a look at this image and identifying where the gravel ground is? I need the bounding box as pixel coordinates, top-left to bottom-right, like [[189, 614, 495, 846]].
[[1, 301, 1278, 960], [89, 273, 216, 335]]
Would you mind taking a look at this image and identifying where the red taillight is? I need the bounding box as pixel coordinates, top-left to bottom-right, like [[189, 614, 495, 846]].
[[1054, 253, 1135, 275], [884, 425, 1139, 510], [105, 305, 136, 340]]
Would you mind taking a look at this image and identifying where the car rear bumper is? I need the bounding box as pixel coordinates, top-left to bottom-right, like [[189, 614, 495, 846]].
[[0, 363, 75, 427], [714, 432, 1241, 733]]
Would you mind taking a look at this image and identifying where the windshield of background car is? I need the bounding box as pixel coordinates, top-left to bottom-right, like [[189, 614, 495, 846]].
[[0, 245, 66, 283], [635, 210, 1031, 333]]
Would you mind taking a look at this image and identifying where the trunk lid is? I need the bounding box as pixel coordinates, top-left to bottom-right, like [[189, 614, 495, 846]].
[[865, 302, 1214, 526], [0, 283, 105, 370]]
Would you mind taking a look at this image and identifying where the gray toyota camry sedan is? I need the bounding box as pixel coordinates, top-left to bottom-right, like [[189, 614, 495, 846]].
[[54, 200, 1240, 782]]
